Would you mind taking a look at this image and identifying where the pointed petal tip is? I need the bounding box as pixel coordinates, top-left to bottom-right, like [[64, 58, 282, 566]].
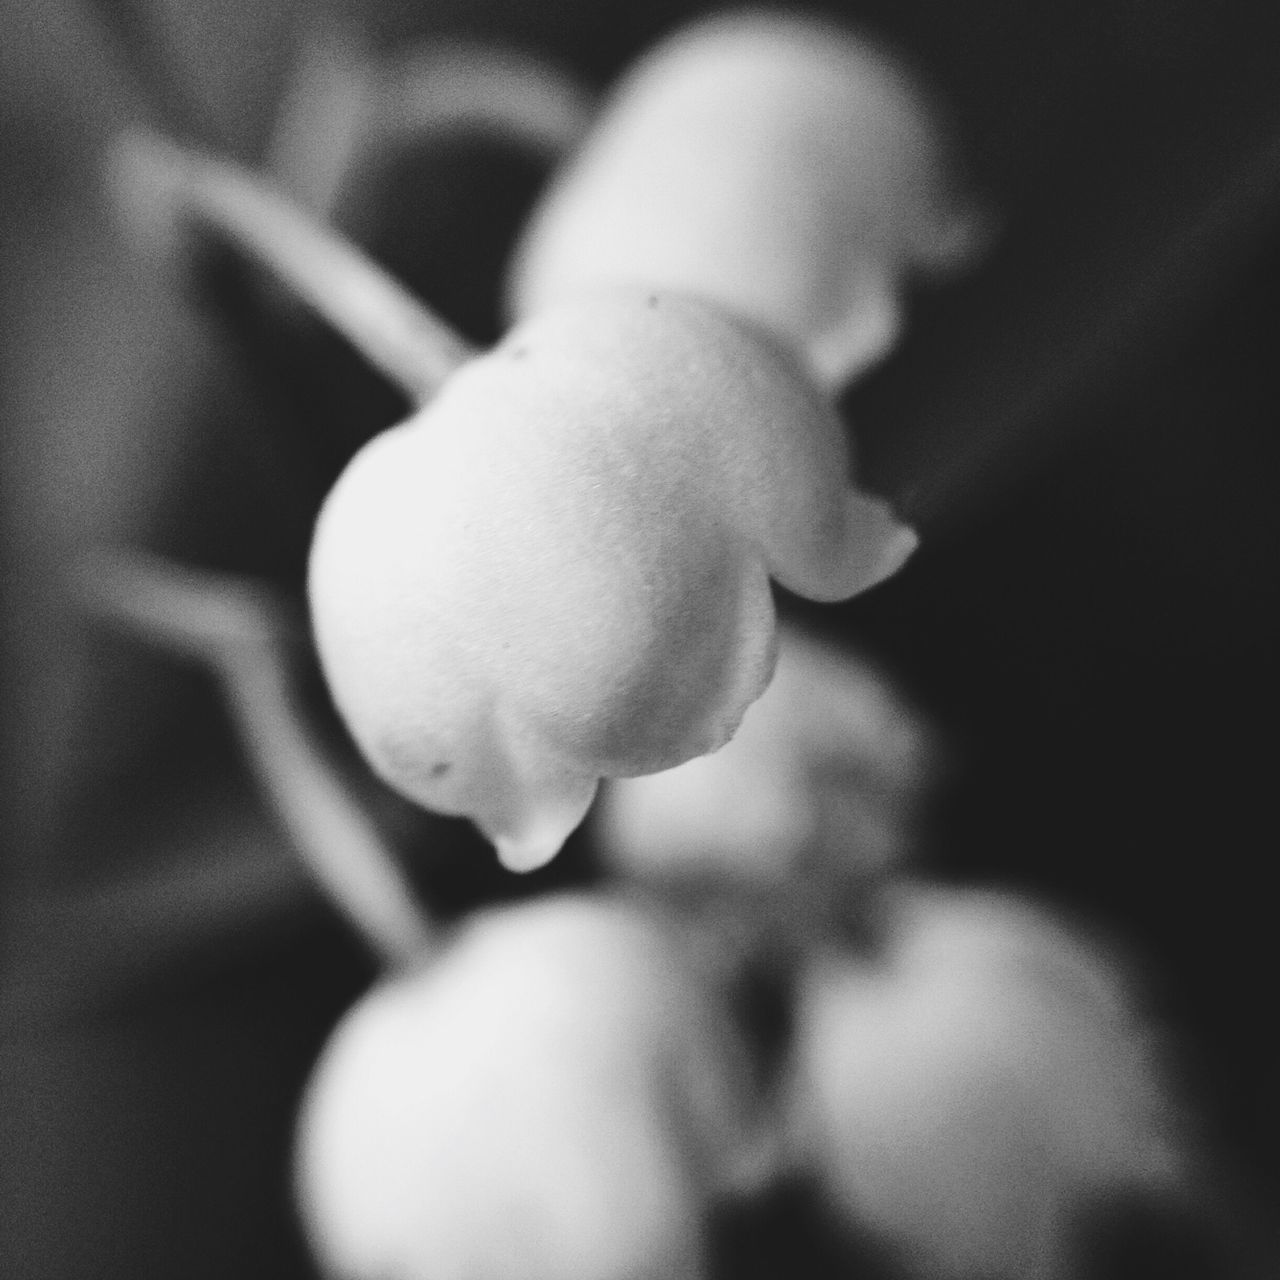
[[865, 516, 919, 590], [492, 831, 564, 874]]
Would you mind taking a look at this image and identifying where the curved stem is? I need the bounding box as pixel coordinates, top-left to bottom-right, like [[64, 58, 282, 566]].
[[267, 32, 595, 219], [110, 130, 474, 405], [369, 41, 595, 161], [76, 547, 432, 968], [266, 24, 373, 215]]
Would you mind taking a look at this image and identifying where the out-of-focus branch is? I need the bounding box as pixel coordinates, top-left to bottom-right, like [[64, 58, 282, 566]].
[[267, 30, 595, 217], [75, 546, 432, 968], [108, 130, 475, 405], [367, 41, 595, 161]]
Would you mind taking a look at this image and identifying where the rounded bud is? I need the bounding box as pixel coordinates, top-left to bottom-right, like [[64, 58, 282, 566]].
[[294, 893, 768, 1280], [785, 885, 1192, 1279], [308, 290, 914, 868], [598, 623, 933, 889], [508, 13, 987, 389]]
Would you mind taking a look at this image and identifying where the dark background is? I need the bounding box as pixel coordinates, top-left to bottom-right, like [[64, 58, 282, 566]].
[[2, 0, 1278, 1276]]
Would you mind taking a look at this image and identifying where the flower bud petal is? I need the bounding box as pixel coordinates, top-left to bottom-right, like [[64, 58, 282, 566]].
[[597, 624, 934, 890], [508, 13, 987, 390], [295, 893, 765, 1280], [308, 291, 913, 864], [785, 884, 1193, 1279]]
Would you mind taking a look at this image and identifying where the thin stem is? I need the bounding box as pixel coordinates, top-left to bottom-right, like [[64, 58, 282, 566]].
[[265, 22, 372, 215], [110, 130, 475, 405], [266, 32, 595, 219], [370, 41, 595, 161], [76, 547, 432, 968]]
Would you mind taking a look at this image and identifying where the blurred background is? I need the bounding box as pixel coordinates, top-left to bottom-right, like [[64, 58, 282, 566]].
[[2, 0, 1278, 1276]]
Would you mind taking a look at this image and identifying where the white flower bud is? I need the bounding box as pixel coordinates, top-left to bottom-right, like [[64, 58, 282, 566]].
[[785, 884, 1192, 1279], [295, 893, 771, 1280], [308, 291, 915, 869], [508, 13, 988, 390], [597, 624, 933, 892]]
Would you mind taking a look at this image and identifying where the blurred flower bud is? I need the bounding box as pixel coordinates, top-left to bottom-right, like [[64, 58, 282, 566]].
[[308, 291, 915, 871], [595, 625, 934, 950], [295, 892, 771, 1280], [784, 883, 1193, 1279], [508, 12, 989, 391]]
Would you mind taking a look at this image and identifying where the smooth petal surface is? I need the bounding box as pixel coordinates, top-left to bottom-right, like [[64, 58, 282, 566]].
[[294, 893, 766, 1280], [785, 884, 1193, 1280], [308, 290, 915, 867], [507, 12, 986, 390]]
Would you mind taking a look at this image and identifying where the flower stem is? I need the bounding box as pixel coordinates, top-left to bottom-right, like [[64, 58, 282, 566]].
[[76, 547, 432, 968], [369, 41, 594, 161], [110, 130, 475, 405], [267, 31, 595, 217]]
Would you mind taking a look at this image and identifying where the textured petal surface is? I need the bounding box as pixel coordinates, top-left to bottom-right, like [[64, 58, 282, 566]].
[[308, 290, 914, 865]]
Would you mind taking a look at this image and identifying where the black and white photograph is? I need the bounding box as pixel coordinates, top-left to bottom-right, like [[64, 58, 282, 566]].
[[2, 1, 1278, 1276]]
